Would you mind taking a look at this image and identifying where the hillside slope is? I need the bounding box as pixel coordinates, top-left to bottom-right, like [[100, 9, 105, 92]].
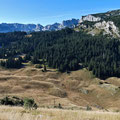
[[76, 9, 120, 38], [0, 65, 120, 111]]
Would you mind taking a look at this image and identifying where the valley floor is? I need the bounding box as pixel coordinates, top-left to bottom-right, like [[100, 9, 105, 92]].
[[0, 106, 120, 120]]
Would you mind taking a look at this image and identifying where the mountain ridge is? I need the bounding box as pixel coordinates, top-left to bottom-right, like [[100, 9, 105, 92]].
[[1, 9, 120, 35], [76, 9, 120, 38], [0, 18, 79, 33]]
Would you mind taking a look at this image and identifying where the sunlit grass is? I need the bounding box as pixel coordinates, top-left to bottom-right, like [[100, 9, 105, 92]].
[[0, 106, 120, 120]]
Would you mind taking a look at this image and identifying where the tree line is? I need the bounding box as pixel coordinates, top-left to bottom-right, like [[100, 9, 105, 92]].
[[0, 28, 120, 79]]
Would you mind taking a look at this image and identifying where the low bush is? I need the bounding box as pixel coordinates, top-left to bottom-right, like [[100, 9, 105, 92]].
[[0, 96, 37, 110], [24, 98, 37, 110], [0, 96, 24, 106]]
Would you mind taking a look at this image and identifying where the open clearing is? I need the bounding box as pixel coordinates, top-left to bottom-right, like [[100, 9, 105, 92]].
[[0, 64, 120, 120], [0, 65, 120, 110]]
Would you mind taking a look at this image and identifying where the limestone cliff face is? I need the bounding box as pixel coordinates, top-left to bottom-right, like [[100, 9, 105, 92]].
[[94, 21, 120, 37], [76, 9, 120, 38], [77, 12, 120, 38], [79, 15, 101, 23], [78, 20, 120, 38]]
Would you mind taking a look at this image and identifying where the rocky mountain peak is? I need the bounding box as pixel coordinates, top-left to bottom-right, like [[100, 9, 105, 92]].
[[62, 19, 79, 28]]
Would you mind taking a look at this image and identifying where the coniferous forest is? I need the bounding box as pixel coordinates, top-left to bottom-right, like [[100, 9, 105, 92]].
[[0, 28, 120, 79]]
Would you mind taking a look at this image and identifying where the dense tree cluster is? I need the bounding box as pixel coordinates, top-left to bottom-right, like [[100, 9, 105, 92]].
[[0, 57, 22, 68], [0, 29, 120, 79]]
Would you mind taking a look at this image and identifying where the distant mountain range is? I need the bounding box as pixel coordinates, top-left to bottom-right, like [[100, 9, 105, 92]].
[[1, 9, 120, 35], [0, 19, 79, 33]]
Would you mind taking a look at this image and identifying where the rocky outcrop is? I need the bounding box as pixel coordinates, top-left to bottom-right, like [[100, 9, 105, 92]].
[[77, 13, 120, 38], [99, 83, 120, 95], [94, 21, 120, 37], [80, 15, 101, 23]]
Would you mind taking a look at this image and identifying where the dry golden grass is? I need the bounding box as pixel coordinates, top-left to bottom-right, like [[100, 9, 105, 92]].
[[0, 65, 120, 110], [0, 106, 120, 120]]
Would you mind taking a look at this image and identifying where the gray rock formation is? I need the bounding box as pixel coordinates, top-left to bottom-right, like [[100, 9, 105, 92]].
[[94, 21, 120, 37], [80, 15, 101, 23], [77, 9, 120, 38]]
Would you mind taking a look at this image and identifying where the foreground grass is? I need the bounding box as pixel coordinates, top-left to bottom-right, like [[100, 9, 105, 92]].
[[0, 106, 120, 120]]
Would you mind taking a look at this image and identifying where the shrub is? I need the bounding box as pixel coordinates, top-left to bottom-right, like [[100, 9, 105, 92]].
[[54, 103, 63, 109], [0, 97, 14, 105], [86, 105, 92, 111], [24, 98, 37, 110], [0, 96, 24, 106], [58, 103, 62, 109]]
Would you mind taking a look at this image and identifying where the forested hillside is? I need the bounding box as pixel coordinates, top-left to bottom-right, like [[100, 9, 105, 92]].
[[0, 28, 120, 79]]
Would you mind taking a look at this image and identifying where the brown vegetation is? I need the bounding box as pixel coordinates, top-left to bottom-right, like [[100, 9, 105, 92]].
[[0, 65, 120, 111], [0, 106, 120, 120]]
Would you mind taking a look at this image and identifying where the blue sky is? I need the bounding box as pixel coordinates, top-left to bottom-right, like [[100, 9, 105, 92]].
[[0, 0, 120, 26]]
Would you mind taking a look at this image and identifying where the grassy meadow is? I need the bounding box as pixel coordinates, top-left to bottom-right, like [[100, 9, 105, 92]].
[[0, 106, 120, 120]]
